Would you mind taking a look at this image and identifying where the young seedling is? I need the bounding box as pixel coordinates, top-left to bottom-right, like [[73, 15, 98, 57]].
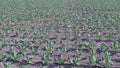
[[13, 39, 19, 45], [87, 55, 98, 66], [87, 49, 99, 66], [0, 44, 3, 50], [89, 49, 96, 56], [56, 28, 61, 34], [42, 38, 49, 44], [48, 41, 56, 46], [86, 33, 91, 39], [23, 54, 32, 63], [34, 32, 39, 37], [69, 57, 81, 65], [56, 55, 65, 64], [53, 33, 58, 38], [11, 51, 19, 60], [56, 23, 61, 33], [22, 32, 28, 39], [108, 32, 114, 40], [1, 62, 9, 68], [60, 41, 68, 47], [40, 54, 51, 64], [111, 41, 119, 52], [65, 31, 70, 39], [73, 49, 82, 56], [32, 37, 37, 43], [98, 43, 108, 52], [26, 41, 32, 46], [2, 36, 7, 44], [31, 25, 35, 30], [74, 29, 81, 39], [85, 29, 90, 37], [58, 48, 67, 54], [85, 42, 93, 50], [97, 32, 102, 40], [46, 46, 53, 54], [15, 31, 19, 36], [102, 52, 113, 68], [32, 46, 39, 54], [39, 27, 44, 32], [73, 40, 83, 49], [5, 29, 10, 36], [19, 45, 28, 52], [39, 40, 43, 45], [0, 53, 6, 60]]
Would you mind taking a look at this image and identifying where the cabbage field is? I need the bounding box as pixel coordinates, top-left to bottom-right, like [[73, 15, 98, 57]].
[[0, 0, 120, 68]]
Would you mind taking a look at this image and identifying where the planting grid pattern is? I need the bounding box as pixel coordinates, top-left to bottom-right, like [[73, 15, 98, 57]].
[[0, 0, 120, 68]]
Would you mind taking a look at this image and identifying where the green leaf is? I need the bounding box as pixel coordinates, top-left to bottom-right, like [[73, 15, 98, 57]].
[[56, 56, 65, 64], [0, 53, 6, 60], [2, 62, 8, 68]]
